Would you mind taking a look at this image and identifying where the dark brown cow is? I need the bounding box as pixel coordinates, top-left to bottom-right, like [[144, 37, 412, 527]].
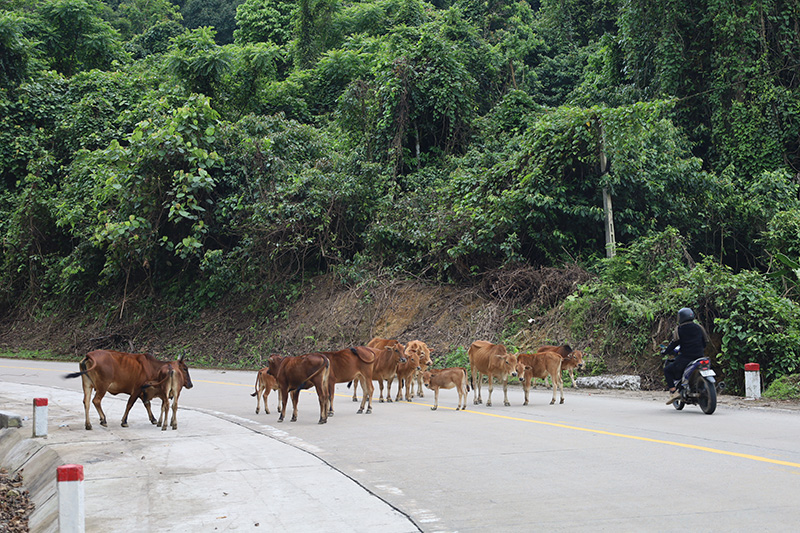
[[515, 352, 564, 405], [356, 341, 407, 402], [405, 340, 433, 398], [537, 344, 585, 387], [140, 357, 192, 430], [251, 363, 282, 414], [422, 367, 470, 411], [274, 353, 331, 424], [322, 347, 376, 415], [468, 340, 518, 407], [64, 350, 193, 430]]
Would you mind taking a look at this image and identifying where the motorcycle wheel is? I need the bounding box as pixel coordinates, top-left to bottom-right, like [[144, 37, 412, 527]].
[[698, 378, 717, 415], [672, 399, 685, 410]]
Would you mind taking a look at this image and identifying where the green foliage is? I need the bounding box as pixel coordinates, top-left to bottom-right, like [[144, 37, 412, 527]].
[[36, 0, 125, 76], [234, 0, 296, 46], [165, 26, 232, 97], [441, 345, 469, 369], [763, 374, 800, 400], [182, 0, 244, 44]]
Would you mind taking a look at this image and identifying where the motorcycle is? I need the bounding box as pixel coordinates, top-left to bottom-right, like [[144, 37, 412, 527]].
[[662, 344, 719, 415]]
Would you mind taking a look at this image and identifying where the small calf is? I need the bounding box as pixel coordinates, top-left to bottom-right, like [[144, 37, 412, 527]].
[[422, 367, 470, 411], [141, 360, 188, 431], [515, 352, 564, 405], [251, 365, 282, 414]]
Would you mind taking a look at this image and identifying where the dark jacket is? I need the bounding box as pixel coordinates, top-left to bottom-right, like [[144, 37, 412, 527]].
[[665, 322, 708, 361]]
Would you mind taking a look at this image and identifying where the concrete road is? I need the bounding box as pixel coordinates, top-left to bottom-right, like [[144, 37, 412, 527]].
[[3, 357, 800, 532]]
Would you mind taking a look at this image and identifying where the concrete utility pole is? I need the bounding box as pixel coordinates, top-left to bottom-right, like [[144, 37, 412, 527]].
[[599, 125, 616, 258]]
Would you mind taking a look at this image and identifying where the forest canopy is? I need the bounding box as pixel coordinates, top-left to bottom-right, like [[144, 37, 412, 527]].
[[2, 0, 800, 390]]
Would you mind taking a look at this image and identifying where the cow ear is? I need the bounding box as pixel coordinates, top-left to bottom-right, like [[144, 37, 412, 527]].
[[177, 353, 185, 362]]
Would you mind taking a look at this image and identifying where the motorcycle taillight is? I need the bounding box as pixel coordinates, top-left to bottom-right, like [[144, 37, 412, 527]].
[[700, 359, 710, 368]]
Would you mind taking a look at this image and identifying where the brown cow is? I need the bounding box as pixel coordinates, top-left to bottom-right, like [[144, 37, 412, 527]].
[[274, 352, 331, 424], [468, 340, 518, 407], [537, 344, 585, 387], [356, 341, 407, 402], [389, 349, 420, 402], [422, 367, 470, 411], [405, 340, 433, 398], [64, 350, 193, 430], [322, 347, 376, 415], [140, 357, 191, 430], [251, 363, 282, 415], [515, 352, 565, 405]]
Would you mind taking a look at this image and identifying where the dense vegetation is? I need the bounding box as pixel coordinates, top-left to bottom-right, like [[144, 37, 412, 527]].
[[2, 0, 800, 394]]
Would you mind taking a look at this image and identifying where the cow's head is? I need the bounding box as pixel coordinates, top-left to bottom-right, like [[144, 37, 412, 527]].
[[421, 371, 432, 389], [500, 352, 518, 377], [388, 343, 407, 364], [568, 350, 585, 370], [515, 360, 529, 381], [177, 353, 194, 389]]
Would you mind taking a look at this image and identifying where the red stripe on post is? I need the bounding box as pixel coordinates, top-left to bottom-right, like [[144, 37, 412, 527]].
[[34, 398, 48, 407], [744, 363, 760, 371], [57, 464, 84, 482]]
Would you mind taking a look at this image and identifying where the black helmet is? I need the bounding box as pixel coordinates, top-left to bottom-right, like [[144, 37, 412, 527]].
[[678, 307, 695, 324]]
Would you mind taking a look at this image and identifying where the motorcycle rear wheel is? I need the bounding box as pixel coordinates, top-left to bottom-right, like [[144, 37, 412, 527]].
[[698, 377, 717, 415], [672, 399, 685, 410]]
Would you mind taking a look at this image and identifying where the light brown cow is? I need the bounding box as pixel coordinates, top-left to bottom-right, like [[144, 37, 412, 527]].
[[323, 347, 376, 415], [422, 367, 470, 410], [251, 363, 282, 414], [537, 344, 585, 387], [140, 357, 191, 430], [274, 352, 331, 424], [389, 349, 420, 402], [515, 352, 565, 405], [356, 341, 407, 402], [64, 350, 193, 430], [468, 340, 518, 407], [405, 340, 433, 398]]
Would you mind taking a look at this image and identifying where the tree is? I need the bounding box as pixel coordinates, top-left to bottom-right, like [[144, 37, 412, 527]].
[[234, 0, 296, 46], [36, 0, 125, 76], [182, 0, 245, 44]]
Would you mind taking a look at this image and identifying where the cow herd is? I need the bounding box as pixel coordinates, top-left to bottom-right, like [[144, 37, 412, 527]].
[[63, 340, 585, 430]]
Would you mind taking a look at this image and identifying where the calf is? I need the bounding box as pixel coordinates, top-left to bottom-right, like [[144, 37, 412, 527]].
[[422, 367, 470, 410], [357, 341, 407, 402], [275, 352, 331, 424], [251, 363, 282, 414], [516, 352, 565, 405], [141, 357, 191, 430], [537, 345, 585, 387], [467, 340, 518, 407], [405, 340, 433, 398], [389, 349, 420, 402]]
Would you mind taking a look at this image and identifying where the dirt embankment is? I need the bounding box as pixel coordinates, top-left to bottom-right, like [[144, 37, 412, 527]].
[[0, 265, 678, 388]]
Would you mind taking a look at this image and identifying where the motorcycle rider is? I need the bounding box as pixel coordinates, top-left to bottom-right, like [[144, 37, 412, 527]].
[[663, 307, 708, 404]]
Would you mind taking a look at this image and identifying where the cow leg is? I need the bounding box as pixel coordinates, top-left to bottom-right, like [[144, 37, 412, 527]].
[[569, 369, 576, 388], [558, 374, 565, 404], [357, 376, 370, 414], [364, 377, 374, 414], [472, 369, 482, 404], [120, 392, 140, 427], [254, 385, 263, 414], [142, 398, 158, 425], [431, 388, 439, 410], [316, 383, 328, 424], [416, 373, 425, 397], [327, 380, 335, 417], [386, 378, 395, 402], [160, 397, 169, 431], [92, 389, 110, 427], [503, 377, 511, 407], [352, 380, 359, 402], [81, 377, 94, 430], [404, 378, 412, 402], [170, 390, 180, 430], [486, 376, 494, 407], [263, 390, 270, 415], [278, 388, 289, 422], [523, 377, 530, 406], [290, 390, 300, 422]]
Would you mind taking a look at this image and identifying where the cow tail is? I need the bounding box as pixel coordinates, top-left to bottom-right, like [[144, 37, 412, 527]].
[[251, 373, 260, 397], [321, 357, 330, 397], [63, 356, 93, 380], [464, 368, 471, 392]]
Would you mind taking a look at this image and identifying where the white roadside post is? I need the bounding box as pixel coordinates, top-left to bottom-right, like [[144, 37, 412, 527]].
[[744, 363, 761, 400], [57, 464, 85, 533], [32, 397, 48, 437]]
